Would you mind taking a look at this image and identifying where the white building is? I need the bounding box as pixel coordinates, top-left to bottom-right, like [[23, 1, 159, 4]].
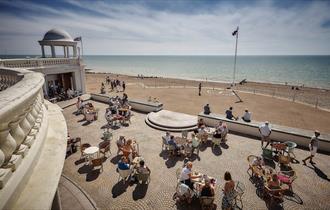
[[0, 28, 84, 209], [0, 28, 86, 98]]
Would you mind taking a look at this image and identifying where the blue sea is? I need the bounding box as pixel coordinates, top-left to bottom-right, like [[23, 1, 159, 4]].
[[2, 55, 330, 89]]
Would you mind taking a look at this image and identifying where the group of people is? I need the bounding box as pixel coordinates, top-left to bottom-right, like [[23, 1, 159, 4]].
[[76, 97, 98, 122], [47, 81, 77, 101], [105, 76, 126, 93], [163, 131, 200, 156], [105, 94, 131, 126], [178, 161, 236, 209], [203, 104, 252, 122]]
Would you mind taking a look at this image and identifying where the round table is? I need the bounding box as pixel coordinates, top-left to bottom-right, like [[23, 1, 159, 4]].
[[84, 146, 99, 164]]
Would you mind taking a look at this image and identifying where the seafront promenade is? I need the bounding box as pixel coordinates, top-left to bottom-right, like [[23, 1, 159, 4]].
[[85, 73, 330, 133], [61, 100, 330, 210]]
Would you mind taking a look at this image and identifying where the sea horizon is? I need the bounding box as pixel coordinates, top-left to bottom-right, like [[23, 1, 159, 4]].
[[1, 54, 330, 90]]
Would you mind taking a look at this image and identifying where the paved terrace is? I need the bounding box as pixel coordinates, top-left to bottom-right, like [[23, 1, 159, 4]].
[[62, 101, 330, 210]]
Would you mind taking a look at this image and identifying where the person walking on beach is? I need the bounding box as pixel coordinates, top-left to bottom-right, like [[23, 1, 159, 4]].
[[198, 83, 202, 96], [122, 81, 126, 92], [302, 130, 320, 165], [259, 121, 271, 148]]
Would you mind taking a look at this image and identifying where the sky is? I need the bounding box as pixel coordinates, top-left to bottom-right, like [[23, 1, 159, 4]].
[[0, 0, 330, 55]]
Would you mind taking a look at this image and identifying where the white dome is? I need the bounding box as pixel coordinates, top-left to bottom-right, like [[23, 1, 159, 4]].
[[42, 29, 73, 41]]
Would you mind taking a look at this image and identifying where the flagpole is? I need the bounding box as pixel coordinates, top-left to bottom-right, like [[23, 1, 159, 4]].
[[232, 27, 238, 87]]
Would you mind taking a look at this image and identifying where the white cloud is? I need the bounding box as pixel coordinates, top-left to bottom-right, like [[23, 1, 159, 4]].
[[0, 0, 329, 55]]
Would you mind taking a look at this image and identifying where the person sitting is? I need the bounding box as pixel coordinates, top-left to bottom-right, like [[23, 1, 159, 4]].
[[200, 179, 215, 197], [66, 88, 74, 99], [121, 139, 134, 160], [213, 121, 223, 138], [118, 156, 130, 170], [168, 135, 180, 155], [191, 133, 200, 154], [203, 104, 211, 115], [180, 162, 202, 190], [136, 160, 151, 175], [198, 125, 208, 143], [163, 131, 171, 143], [242, 109, 251, 122], [197, 118, 205, 128], [252, 156, 264, 168], [267, 174, 281, 189], [221, 123, 229, 142], [225, 107, 238, 120], [116, 136, 126, 155], [76, 97, 83, 112]]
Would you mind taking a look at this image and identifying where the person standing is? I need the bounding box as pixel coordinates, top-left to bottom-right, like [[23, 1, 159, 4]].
[[302, 130, 320, 165], [122, 81, 126, 92], [259, 121, 272, 148], [198, 83, 202, 96]]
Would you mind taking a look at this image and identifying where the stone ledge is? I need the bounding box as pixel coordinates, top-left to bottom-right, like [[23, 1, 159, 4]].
[[198, 112, 330, 153], [0, 101, 67, 210]]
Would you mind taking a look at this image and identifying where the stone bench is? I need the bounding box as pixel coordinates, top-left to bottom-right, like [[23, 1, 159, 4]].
[[90, 93, 163, 113], [198, 112, 330, 153]]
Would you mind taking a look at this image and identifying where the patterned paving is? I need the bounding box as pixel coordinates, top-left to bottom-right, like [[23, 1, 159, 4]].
[[62, 101, 330, 210]]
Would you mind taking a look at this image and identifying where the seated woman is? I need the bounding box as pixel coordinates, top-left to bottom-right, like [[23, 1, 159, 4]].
[[116, 136, 126, 155], [131, 140, 139, 158], [222, 171, 235, 210], [136, 160, 151, 175], [121, 139, 134, 160], [190, 133, 200, 153], [117, 156, 130, 170], [268, 174, 281, 189], [180, 162, 202, 190], [200, 179, 215, 197], [197, 118, 205, 128], [198, 125, 209, 143]]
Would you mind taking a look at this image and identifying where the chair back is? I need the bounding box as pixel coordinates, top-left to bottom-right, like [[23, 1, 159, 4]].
[[181, 130, 188, 139], [137, 173, 150, 183], [235, 181, 245, 196], [279, 154, 291, 165], [176, 168, 182, 180], [262, 148, 273, 160], [118, 168, 132, 179], [92, 157, 103, 167], [81, 143, 91, 153], [199, 196, 214, 205]]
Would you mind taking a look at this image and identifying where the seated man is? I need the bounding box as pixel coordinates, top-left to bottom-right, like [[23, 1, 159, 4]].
[[118, 156, 130, 170], [191, 133, 200, 153], [136, 160, 151, 175], [203, 104, 211, 115], [168, 135, 179, 154], [242, 109, 252, 122], [225, 107, 238, 120], [180, 162, 202, 189]]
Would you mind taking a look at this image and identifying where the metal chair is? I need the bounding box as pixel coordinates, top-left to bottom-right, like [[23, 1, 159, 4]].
[[136, 173, 151, 184], [199, 196, 215, 210], [212, 136, 221, 149], [91, 157, 104, 172], [100, 142, 111, 158], [80, 143, 91, 162], [234, 181, 245, 209], [118, 168, 133, 184]]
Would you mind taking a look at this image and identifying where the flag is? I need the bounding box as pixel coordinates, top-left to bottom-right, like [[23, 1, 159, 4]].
[[232, 27, 239, 36], [74, 36, 82, 41]]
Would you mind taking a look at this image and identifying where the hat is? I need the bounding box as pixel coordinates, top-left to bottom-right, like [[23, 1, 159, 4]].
[[315, 130, 320, 135]]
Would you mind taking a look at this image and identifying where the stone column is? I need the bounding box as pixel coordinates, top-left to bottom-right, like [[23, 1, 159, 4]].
[[73, 46, 77, 57], [51, 45, 56, 58], [63, 46, 67, 58], [41, 45, 45, 58], [66, 47, 70, 58]]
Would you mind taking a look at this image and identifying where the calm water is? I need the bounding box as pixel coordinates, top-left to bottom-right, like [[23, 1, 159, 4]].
[[2, 55, 330, 89]]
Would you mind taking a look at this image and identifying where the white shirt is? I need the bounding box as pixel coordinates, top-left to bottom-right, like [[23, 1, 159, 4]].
[[180, 167, 191, 181], [259, 124, 271, 136], [243, 112, 251, 121]]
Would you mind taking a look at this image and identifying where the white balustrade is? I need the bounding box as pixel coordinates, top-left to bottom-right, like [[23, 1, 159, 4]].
[[0, 57, 79, 69], [0, 67, 45, 188]]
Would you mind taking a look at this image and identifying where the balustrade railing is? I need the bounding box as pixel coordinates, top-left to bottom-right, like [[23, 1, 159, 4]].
[[0, 69, 24, 91], [0, 57, 79, 69], [0, 67, 45, 189]]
